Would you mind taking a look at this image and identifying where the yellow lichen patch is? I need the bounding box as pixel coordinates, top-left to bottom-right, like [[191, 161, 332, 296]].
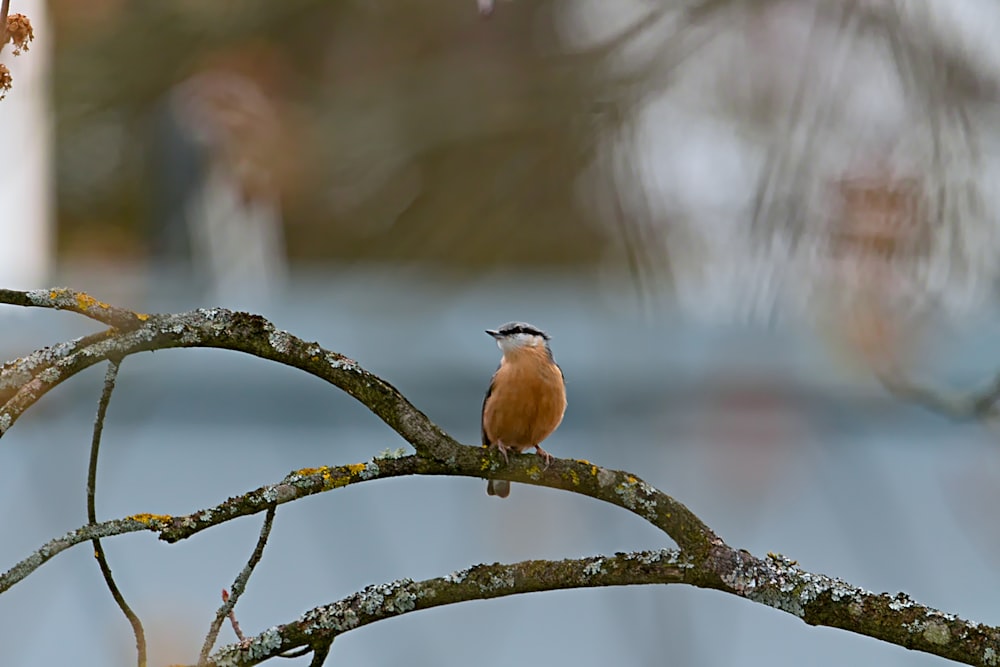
[[311, 356, 319, 362], [566, 469, 580, 486], [346, 463, 366, 476], [590, 466, 598, 476], [48, 289, 60, 299], [295, 466, 329, 477], [128, 513, 172, 526], [331, 474, 352, 488], [525, 465, 542, 480], [481, 458, 492, 471], [75, 292, 111, 311], [626, 475, 637, 484], [294, 466, 337, 488], [136, 313, 149, 321], [575, 459, 591, 465]]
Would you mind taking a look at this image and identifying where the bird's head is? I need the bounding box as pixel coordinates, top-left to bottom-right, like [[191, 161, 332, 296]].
[[486, 321, 552, 355]]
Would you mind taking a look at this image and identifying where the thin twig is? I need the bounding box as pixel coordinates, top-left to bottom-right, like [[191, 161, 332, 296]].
[[199, 505, 277, 664], [87, 359, 147, 667], [223, 590, 247, 643]]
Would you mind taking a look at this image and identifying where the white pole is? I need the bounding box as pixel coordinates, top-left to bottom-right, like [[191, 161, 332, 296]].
[[0, 0, 52, 290]]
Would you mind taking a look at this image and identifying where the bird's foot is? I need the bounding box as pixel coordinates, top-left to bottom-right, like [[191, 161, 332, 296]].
[[535, 445, 554, 469], [493, 441, 510, 464]]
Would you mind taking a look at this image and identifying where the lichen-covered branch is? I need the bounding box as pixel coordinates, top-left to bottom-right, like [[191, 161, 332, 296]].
[[196, 550, 691, 666], [189, 549, 1000, 667], [0, 304, 453, 462], [199, 505, 277, 665], [0, 328, 115, 406], [2, 289, 999, 665], [0, 515, 167, 594], [0, 451, 712, 593], [0, 288, 151, 329], [3, 447, 998, 665]]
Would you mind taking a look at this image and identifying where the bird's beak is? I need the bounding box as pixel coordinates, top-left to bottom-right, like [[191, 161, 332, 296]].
[[486, 329, 500, 338]]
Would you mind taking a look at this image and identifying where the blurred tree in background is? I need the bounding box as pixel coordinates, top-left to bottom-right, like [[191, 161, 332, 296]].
[[52, 0, 610, 269]]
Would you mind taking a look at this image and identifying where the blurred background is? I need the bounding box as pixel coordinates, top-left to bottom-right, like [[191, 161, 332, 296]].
[[3, 0, 1000, 665]]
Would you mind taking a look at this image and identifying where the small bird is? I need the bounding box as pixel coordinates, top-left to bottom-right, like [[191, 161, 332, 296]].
[[481, 322, 567, 498]]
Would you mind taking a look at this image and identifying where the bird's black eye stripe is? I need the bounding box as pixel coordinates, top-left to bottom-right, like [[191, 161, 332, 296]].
[[499, 324, 550, 340]]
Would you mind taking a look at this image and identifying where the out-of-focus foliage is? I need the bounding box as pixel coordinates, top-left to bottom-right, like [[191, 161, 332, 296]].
[[52, 0, 612, 268]]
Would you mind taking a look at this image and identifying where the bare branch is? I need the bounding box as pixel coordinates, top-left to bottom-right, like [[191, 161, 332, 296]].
[[87, 359, 146, 667]]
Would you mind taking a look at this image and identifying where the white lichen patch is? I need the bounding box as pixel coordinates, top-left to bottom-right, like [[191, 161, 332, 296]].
[[268, 329, 293, 354], [984, 647, 999, 666], [583, 558, 605, 577], [328, 354, 361, 372], [722, 556, 870, 619], [360, 461, 380, 479], [614, 478, 658, 520], [445, 568, 470, 584], [888, 593, 916, 612], [357, 580, 417, 616], [637, 549, 692, 568], [25, 289, 51, 305], [390, 588, 417, 613], [0, 413, 11, 432], [180, 326, 201, 343], [246, 627, 283, 659], [375, 447, 407, 460], [484, 572, 516, 591], [301, 604, 360, 635]]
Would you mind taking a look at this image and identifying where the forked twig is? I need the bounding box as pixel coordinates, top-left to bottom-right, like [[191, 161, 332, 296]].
[[199, 505, 277, 665]]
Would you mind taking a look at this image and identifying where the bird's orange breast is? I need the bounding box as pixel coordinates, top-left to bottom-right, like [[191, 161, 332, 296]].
[[483, 348, 566, 452]]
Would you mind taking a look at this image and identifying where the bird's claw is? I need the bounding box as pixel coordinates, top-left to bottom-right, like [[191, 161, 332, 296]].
[[535, 445, 554, 470], [493, 441, 510, 464]]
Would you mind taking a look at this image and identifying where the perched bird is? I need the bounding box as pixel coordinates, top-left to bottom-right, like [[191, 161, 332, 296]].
[[482, 322, 567, 498]]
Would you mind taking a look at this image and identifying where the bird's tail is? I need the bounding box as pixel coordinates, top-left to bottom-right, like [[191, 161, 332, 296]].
[[487, 479, 510, 498]]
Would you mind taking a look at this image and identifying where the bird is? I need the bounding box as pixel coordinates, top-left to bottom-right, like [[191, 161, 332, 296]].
[[481, 322, 567, 498]]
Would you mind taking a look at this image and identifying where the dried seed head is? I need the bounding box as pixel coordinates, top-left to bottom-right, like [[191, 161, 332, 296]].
[[6, 14, 33, 55], [0, 63, 11, 99]]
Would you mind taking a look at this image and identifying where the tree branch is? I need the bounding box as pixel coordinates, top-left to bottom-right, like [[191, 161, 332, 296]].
[[2, 289, 998, 665], [877, 369, 1000, 421], [87, 359, 146, 667], [199, 505, 277, 665], [0, 287, 151, 329], [187, 550, 998, 667]]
